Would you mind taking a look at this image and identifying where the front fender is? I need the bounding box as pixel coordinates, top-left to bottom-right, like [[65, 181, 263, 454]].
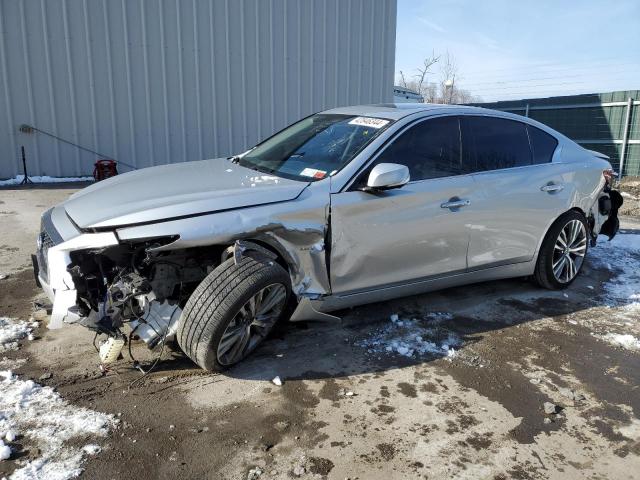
[[115, 181, 331, 297]]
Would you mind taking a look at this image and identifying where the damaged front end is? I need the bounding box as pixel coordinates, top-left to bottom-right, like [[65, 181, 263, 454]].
[[34, 176, 333, 367], [66, 238, 220, 354]]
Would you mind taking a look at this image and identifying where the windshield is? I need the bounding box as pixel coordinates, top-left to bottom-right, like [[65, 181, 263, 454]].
[[237, 114, 393, 181]]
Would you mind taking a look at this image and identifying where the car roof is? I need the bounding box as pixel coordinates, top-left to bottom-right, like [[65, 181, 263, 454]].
[[321, 103, 503, 121], [320, 102, 577, 153]]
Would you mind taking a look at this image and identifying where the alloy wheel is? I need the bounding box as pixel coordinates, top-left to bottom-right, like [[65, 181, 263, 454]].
[[552, 219, 587, 283], [216, 283, 287, 365]]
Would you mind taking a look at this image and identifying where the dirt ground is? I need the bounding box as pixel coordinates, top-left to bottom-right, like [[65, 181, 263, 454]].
[[1, 184, 639, 480], [619, 176, 640, 217]]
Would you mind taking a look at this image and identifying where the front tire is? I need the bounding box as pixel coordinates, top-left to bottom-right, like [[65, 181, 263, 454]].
[[177, 254, 291, 371], [534, 210, 589, 290]]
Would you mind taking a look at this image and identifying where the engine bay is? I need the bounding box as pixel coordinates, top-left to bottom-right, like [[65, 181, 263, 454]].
[[67, 240, 222, 356]]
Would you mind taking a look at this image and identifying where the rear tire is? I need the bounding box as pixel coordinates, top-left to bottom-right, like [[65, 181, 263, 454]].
[[534, 210, 588, 290], [177, 254, 291, 371]]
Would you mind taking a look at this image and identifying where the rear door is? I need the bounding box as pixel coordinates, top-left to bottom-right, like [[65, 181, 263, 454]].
[[329, 116, 476, 294], [462, 116, 568, 269]]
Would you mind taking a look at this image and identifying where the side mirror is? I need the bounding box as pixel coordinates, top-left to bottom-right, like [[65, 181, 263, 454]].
[[365, 163, 410, 191]]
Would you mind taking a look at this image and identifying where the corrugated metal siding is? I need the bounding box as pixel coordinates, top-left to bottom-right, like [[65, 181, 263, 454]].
[[471, 90, 640, 176], [0, 0, 397, 178]]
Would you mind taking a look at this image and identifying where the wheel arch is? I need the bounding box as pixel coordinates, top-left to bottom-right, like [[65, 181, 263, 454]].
[[216, 231, 329, 298], [221, 237, 295, 277], [569, 206, 587, 218], [533, 207, 588, 264]]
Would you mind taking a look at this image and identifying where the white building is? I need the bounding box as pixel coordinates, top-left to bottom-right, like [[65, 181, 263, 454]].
[[0, 0, 397, 179]]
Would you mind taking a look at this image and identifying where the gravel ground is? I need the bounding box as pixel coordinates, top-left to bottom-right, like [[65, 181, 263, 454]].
[[1, 184, 639, 480]]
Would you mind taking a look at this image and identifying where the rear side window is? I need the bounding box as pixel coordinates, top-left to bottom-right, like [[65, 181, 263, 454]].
[[373, 116, 462, 181], [528, 125, 558, 164], [462, 116, 532, 172]]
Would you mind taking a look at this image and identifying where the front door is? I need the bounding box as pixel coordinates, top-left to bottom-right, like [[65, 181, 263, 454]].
[[329, 115, 476, 294]]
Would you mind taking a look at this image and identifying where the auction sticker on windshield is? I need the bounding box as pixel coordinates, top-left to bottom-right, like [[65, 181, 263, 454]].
[[348, 117, 390, 129], [300, 168, 327, 179]]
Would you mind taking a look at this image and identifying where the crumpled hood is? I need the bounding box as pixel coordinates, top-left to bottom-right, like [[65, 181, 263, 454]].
[[64, 158, 309, 229]]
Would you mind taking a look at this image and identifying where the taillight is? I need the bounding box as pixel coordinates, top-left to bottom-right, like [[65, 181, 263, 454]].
[[603, 169, 616, 186]]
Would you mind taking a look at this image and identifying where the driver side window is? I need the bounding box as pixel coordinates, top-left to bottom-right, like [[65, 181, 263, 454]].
[[369, 116, 463, 182]]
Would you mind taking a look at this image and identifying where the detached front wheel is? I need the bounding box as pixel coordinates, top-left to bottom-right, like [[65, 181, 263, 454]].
[[177, 254, 290, 371]]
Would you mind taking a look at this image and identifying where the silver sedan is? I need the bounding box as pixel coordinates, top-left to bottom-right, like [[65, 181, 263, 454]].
[[34, 104, 621, 370]]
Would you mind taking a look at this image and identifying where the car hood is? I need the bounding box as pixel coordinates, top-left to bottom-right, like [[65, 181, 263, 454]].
[[64, 158, 309, 229]]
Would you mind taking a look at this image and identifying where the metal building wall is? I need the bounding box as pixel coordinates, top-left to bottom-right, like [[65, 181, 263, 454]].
[[472, 91, 640, 177], [0, 0, 397, 179]]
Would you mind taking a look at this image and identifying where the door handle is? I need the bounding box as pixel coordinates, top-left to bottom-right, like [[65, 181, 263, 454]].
[[540, 183, 564, 193], [441, 198, 471, 209]]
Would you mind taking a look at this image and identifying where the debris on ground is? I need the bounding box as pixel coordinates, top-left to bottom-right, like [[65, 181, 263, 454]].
[[543, 402, 559, 415], [557, 388, 586, 404], [272, 376, 283, 386], [247, 466, 263, 479]]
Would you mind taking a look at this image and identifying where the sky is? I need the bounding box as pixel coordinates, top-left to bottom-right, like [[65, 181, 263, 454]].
[[395, 0, 640, 102]]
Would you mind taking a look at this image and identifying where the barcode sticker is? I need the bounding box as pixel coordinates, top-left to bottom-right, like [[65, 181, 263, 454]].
[[348, 117, 390, 129]]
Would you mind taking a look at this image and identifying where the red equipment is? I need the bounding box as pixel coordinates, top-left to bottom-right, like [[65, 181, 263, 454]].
[[93, 159, 118, 181]]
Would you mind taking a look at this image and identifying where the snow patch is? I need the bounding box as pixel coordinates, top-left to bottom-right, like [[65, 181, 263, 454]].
[[0, 175, 93, 186], [587, 233, 640, 350], [598, 333, 640, 350], [0, 441, 11, 460], [359, 313, 460, 359], [590, 234, 640, 307], [0, 370, 117, 479], [81, 444, 101, 456], [0, 317, 38, 352]]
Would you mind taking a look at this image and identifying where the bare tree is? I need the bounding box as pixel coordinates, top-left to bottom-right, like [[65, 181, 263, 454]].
[[439, 51, 458, 104], [422, 82, 438, 103], [396, 50, 482, 104], [398, 71, 408, 88], [414, 52, 440, 97]]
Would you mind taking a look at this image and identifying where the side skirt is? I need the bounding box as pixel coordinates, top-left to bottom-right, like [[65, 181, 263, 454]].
[[290, 260, 537, 320]]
